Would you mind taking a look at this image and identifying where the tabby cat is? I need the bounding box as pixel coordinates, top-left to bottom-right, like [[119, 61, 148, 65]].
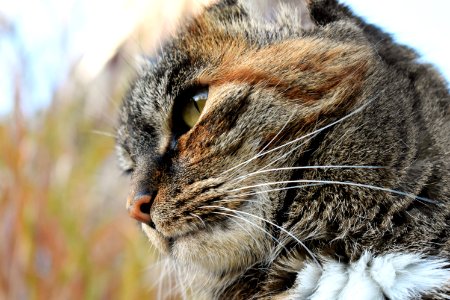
[[116, 0, 450, 299]]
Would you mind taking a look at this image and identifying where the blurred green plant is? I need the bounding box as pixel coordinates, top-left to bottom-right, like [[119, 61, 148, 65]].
[[0, 54, 162, 300]]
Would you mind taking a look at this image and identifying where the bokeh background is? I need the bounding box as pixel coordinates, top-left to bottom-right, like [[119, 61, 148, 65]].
[[0, 0, 448, 299]]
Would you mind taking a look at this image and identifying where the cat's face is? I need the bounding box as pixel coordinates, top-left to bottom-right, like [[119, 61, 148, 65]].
[[117, 0, 377, 273]]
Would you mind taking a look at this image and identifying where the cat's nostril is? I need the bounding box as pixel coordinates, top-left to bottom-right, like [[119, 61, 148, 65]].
[[127, 193, 154, 224], [139, 201, 151, 214]]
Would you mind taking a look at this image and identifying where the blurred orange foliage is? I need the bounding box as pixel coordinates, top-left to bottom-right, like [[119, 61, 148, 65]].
[[0, 0, 214, 299]]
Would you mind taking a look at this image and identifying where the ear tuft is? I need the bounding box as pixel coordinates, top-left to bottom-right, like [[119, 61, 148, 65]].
[[239, 0, 315, 30]]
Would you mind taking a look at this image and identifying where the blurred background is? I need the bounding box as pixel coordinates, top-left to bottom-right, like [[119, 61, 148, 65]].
[[0, 0, 448, 299]]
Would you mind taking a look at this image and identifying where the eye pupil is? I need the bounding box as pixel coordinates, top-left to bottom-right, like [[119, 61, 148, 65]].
[[181, 87, 208, 128], [193, 99, 201, 113]]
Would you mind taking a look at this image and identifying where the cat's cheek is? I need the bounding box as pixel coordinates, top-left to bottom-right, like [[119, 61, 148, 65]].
[[170, 223, 272, 272], [141, 223, 170, 254], [171, 233, 243, 271]]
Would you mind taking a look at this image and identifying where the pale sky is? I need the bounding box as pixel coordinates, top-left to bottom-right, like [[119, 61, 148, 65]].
[[0, 0, 448, 115], [345, 0, 450, 80]]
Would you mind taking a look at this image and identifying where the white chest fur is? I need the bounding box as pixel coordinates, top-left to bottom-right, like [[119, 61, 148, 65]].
[[289, 252, 449, 300]]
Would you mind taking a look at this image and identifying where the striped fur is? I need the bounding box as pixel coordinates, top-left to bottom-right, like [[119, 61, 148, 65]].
[[116, 0, 450, 298]]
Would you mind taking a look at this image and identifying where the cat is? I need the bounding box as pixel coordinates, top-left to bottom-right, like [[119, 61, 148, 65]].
[[115, 0, 450, 299]]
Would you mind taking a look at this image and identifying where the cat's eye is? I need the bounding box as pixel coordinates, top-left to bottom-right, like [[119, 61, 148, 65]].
[[180, 88, 208, 128]]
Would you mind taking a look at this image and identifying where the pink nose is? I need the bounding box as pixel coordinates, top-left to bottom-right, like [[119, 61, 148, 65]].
[[127, 193, 153, 223]]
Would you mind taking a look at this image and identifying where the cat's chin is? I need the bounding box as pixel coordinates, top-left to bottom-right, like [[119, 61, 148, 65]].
[[141, 223, 170, 254], [142, 221, 271, 273]]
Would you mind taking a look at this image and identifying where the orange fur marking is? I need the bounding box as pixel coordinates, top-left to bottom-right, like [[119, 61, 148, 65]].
[[193, 37, 372, 106]]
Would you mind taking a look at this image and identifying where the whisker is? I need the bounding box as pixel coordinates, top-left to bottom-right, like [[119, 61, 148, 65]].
[[222, 97, 376, 175], [256, 136, 313, 173], [144, 259, 174, 293], [90, 129, 117, 139], [217, 213, 266, 252], [233, 165, 383, 182], [156, 258, 168, 300], [190, 213, 206, 228], [202, 205, 322, 268], [236, 183, 325, 197], [230, 179, 438, 204], [167, 260, 174, 300], [174, 263, 188, 300], [209, 211, 287, 260], [255, 112, 295, 157], [213, 198, 261, 205]]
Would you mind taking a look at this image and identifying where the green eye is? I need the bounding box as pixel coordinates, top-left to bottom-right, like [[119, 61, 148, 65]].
[[181, 88, 208, 128]]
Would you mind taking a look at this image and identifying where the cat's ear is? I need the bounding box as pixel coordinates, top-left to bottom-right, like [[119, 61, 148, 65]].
[[239, 0, 315, 30]]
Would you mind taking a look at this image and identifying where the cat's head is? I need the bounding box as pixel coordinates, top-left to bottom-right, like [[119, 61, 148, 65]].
[[116, 0, 389, 274]]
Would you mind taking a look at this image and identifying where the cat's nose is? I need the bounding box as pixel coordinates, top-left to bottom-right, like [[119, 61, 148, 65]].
[[127, 191, 154, 224]]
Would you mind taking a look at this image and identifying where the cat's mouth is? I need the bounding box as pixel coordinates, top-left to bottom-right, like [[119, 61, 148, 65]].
[[141, 211, 270, 273], [141, 223, 171, 254], [141, 218, 207, 255]]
